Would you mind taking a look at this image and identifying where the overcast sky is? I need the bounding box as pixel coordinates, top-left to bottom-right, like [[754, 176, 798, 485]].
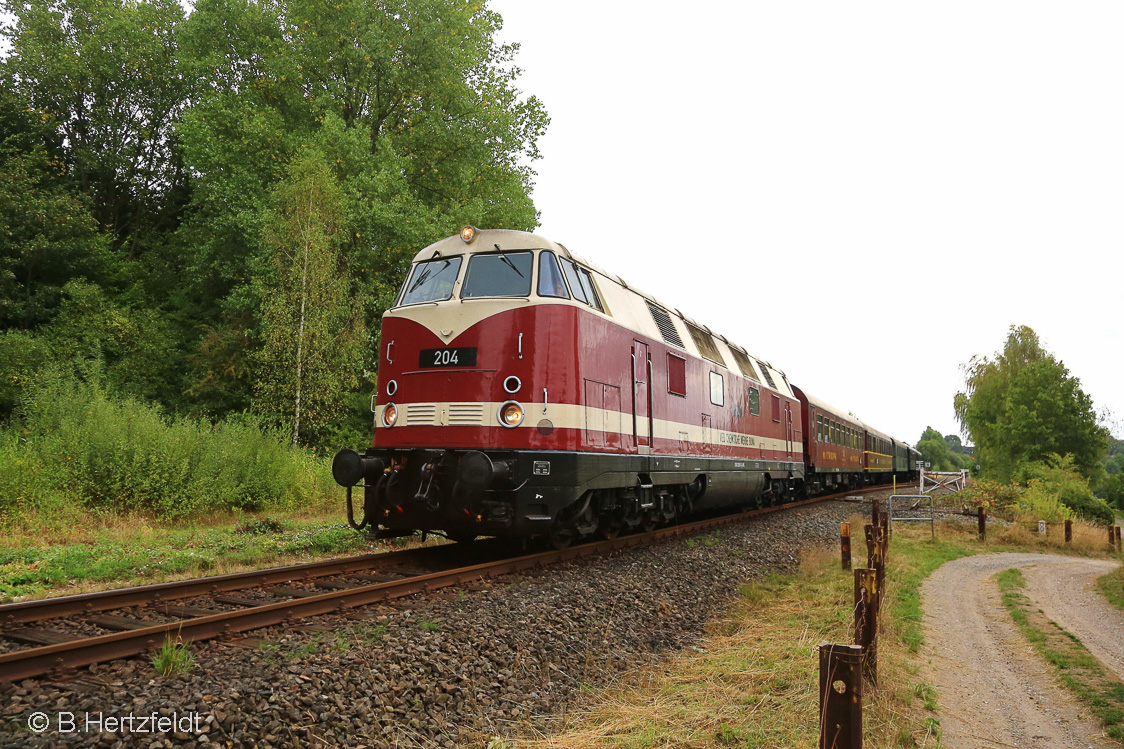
[[488, 0, 1124, 445]]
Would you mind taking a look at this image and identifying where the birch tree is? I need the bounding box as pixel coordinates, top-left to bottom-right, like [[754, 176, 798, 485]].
[[254, 152, 365, 446]]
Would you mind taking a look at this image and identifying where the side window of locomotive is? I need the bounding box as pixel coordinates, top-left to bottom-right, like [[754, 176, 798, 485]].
[[667, 353, 687, 396], [577, 267, 604, 312], [560, 258, 589, 305], [709, 371, 724, 407], [748, 386, 760, 416], [399, 256, 463, 305], [537, 251, 570, 299], [460, 251, 534, 298]]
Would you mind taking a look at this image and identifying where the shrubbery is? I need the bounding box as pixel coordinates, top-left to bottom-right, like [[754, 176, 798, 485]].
[[0, 373, 336, 527], [960, 454, 1115, 526]]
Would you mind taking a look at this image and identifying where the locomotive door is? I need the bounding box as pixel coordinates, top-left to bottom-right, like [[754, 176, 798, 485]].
[[631, 341, 653, 453], [784, 402, 794, 462]]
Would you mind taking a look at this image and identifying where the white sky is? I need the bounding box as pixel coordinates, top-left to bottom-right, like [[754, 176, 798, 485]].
[[489, 0, 1124, 445]]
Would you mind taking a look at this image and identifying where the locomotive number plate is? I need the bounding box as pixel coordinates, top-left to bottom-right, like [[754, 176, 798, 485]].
[[419, 347, 477, 368]]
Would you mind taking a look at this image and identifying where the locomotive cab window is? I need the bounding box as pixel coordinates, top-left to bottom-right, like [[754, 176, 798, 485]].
[[537, 251, 570, 299], [461, 251, 533, 298], [709, 371, 724, 407], [398, 256, 463, 306], [560, 258, 604, 312]]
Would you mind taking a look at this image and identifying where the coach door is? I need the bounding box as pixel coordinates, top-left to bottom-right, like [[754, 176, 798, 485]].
[[631, 341, 653, 453]]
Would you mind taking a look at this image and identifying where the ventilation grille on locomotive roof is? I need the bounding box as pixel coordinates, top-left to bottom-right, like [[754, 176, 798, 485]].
[[729, 347, 760, 381], [755, 360, 778, 389], [648, 304, 685, 349], [686, 323, 726, 367]]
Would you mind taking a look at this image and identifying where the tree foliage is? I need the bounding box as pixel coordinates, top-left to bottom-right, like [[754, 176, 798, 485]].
[[0, 0, 547, 445], [954, 325, 1109, 481]]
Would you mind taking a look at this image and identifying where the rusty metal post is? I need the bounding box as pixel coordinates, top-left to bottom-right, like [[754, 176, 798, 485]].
[[853, 567, 879, 684], [841, 522, 852, 570], [1064, 519, 1073, 545], [871, 499, 880, 532], [875, 522, 889, 568], [1111, 527, 1117, 551], [866, 525, 884, 589], [819, 643, 864, 749], [977, 506, 987, 542]]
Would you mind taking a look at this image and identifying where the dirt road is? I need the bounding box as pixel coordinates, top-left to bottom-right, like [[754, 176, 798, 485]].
[[921, 552, 1123, 748]]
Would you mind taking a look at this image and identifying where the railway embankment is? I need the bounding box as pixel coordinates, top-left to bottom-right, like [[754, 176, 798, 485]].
[[3, 500, 1118, 748], [1, 499, 870, 748]]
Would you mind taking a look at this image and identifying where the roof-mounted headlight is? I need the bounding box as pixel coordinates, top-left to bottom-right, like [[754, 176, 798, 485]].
[[460, 225, 477, 243]]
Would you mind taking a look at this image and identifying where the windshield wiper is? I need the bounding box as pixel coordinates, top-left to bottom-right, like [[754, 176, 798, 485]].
[[494, 244, 524, 278], [408, 259, 450, 294]]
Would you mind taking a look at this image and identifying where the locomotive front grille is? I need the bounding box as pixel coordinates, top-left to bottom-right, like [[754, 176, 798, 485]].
[[405, 403, 437, 426], [401, 402, 486, 426], [448, 403, 485, 425]]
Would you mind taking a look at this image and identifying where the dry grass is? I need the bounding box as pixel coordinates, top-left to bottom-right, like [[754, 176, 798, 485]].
[[504, 544, 937, 749]]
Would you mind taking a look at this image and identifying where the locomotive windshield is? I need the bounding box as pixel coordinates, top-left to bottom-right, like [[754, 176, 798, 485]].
[[399, 256, 462, 305], [460, 251, 533, 298]]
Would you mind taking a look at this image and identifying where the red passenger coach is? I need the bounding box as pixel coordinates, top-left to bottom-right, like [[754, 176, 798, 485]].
[[792, 387, 865, 494], [332, 228, 806, 545]]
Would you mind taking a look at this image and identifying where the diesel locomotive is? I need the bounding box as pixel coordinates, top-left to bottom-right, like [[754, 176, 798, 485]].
[[332, 227, 920, 546]]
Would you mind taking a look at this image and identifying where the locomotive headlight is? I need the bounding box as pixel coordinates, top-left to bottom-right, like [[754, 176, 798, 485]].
[[498, 400, 524, 428], [382, 402, 398, 427], [460, 225, 477, 242]]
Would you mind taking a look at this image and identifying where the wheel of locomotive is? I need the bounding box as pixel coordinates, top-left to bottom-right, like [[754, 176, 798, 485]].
[[598, 522, 621, 540], [548, 521, 575, 550], [640, 512, 657, 533]]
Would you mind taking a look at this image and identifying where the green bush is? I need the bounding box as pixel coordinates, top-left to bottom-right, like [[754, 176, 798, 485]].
[[1016, 455, 1115, 526], [0, 372, 335, 525]]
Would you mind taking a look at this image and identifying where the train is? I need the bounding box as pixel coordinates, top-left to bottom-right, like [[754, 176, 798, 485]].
[[332, 227, 921, 547]]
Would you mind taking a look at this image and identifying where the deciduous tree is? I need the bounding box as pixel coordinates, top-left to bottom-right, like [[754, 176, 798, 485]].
[[954, 326, 1109, 481]]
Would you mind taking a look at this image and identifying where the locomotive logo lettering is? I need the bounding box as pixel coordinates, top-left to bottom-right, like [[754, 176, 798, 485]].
[[719, 432, 754, 446]]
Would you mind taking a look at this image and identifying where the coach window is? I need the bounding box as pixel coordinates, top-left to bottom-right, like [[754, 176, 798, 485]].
[[537, 251, 570, 299], [668, 354, 687, 396], [461, 251, 533, 298], [749, 386, 760, 416], [816, 414, 823, 441], [710, 371, 724, 407]]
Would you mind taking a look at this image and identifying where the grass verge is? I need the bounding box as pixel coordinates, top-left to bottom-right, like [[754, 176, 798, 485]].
[[996, 567, 1124, 740], [1097, 565, 1124, 612], [500, 517, 1121, 749], [0, 510, 432, 602]]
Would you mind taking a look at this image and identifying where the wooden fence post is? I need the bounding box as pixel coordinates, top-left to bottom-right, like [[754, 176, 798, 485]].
[[1064, 519, 1072, 545], [819, 643, 864, 749], [977, 507, 987, 542], [841, 522, 852, 570]]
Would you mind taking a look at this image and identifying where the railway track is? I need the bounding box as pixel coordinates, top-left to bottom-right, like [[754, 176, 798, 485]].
[[0, 484, 910, 683]]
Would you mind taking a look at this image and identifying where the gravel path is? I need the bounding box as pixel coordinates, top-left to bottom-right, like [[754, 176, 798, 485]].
[[0, 499, 871, 748], [921, 553, 1122, 749]]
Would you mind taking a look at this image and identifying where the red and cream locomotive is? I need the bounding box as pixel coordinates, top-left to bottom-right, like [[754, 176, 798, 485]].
[[332, 227, 920, 545]]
